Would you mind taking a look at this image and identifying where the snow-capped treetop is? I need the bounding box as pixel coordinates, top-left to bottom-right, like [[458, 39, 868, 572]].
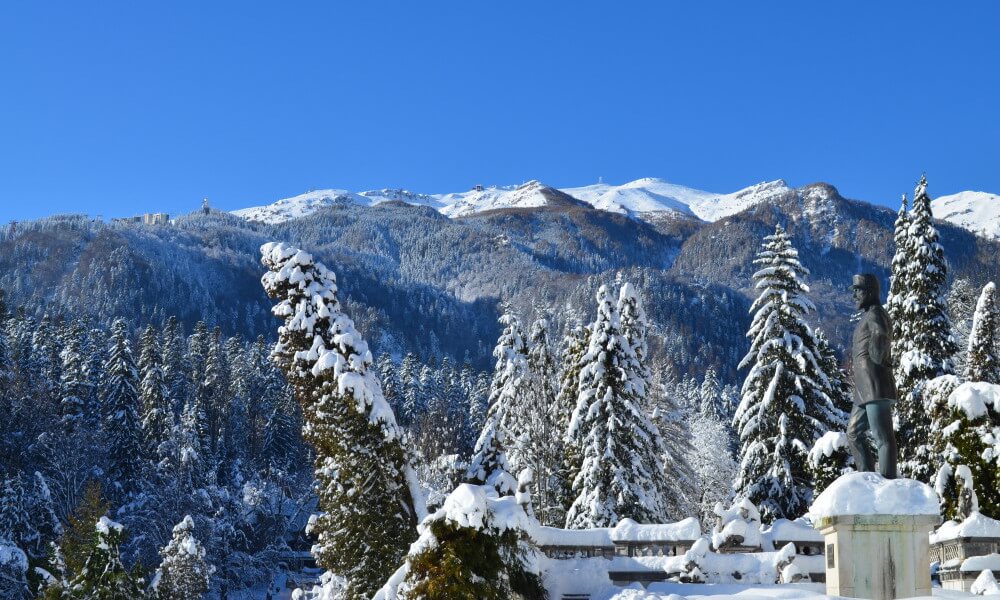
[[808, 472, 940, 518], [436, 483, 533, 534], [947, 381, 1000, 421], [260, 241, 400, 438]]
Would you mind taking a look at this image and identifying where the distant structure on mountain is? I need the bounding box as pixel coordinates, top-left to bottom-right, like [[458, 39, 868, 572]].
[[112, 212, 170, 225], [203, 198, 211, 214]]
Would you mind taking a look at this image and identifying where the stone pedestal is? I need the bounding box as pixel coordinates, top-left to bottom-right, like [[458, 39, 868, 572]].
[[816, 514, 939, 600]]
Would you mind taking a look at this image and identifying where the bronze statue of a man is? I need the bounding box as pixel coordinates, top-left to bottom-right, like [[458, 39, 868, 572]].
[[846, 273, 899, 479]]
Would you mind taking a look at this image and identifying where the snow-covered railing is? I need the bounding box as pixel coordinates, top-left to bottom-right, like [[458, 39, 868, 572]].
[[931, 512, 1000, 592], [533, 517, 701, 560]]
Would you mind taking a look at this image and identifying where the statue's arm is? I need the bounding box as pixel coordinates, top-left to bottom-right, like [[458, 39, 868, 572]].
[[868, 314, 891, 366]]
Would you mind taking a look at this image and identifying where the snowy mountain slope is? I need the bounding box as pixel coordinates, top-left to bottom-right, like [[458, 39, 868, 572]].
[[234, 188, 445, 224], [932, 190, 1000, 240], [232, 189, 374, 224], [561, 178, 708, 219], [232, 178, 792, 224], [438, 180, 588, 217]]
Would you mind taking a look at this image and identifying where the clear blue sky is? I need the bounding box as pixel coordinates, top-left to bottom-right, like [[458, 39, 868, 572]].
[[1, 2, 998, 222]]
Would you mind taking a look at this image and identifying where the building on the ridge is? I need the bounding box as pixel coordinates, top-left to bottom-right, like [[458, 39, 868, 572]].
[[143, 212, 169, 225], [202, 198, 211, 214]]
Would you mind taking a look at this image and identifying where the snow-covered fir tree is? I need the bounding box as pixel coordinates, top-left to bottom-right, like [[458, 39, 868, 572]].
[[151, 515, 214, 600], [554, 318, 589, 517], [261, 242, 420, 600], [619, 282, 696, 520], [138, 325, 173, 475], [965, 282, 999, 384], [522, 313, 563, 525], [887, 193, 912, 368], [66, 517, 146, 599], [103, 318, 143, 498], [926, 375, 1000, 520], [466, 306, 524, 496], [947, 277, 979, 372], [815, 329, 853, 417], [895, 175, 959, 482], [59, 321, 89, 433], [565, 284, 672, 528], [734, 225, 841, 522]]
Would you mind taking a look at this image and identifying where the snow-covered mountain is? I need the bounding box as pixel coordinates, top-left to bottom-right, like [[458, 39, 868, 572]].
[[438, 180, 588, 217], [932, 191, 1000, 240], [232, 188, 447, 224], [233, 178, 793, 225]]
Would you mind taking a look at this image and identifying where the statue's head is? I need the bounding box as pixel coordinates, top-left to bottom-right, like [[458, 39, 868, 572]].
[[851, 273, 880, 310]]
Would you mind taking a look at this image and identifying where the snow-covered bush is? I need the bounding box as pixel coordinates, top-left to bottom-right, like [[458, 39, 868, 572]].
[[710, 498, 762, 550], [375, 484, 545, 600], [0, 539, 29, 599]]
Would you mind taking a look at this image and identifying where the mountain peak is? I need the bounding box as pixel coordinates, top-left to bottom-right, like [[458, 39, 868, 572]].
[[932, 190, 1000, 240]]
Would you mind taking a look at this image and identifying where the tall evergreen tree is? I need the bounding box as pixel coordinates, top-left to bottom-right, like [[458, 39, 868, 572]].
[[555, 320, 589, 517], [466, 306, 524, 496], [522, 314, 562, 525], [261, 242, 419, 600], [565, 284, 671, 528], [59, 321, 90, 434], [815, 329, 853, 418], [734, 225, 839, 522], [965, 282, 999, 384], [103, 319, 143, 498], [895, 176, 959, 482], [159, 317, 187, 416], [887, 193, 912, 368], [138, 325, 172, 474]]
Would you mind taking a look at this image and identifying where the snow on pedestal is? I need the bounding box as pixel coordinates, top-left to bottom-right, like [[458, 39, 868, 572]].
[[808, 472, 941, 600]]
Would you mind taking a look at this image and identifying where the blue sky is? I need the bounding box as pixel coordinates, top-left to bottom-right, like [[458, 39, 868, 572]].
[[1, 2, 998, 222]]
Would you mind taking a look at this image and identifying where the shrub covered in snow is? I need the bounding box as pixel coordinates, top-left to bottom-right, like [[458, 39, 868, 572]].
[[375, 484, 546, 600]]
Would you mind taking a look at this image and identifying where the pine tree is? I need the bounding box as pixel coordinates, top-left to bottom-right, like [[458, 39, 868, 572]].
[[399, 353, 421, 427], [138, 325, 172, 475], [965, 282, 999, 384], [565, 284, 671, 528], [887, 193, 912, 369], [59, 321, 90, 434], [59, 482, 110, 581], [947, 278, 979, 372], [377, 352, 403, 418], [466, 306, 524, 496], [261, 242, 419, 600], [815, 329, 853, 418], [68, 517, 146, 599], [159, 317, 187, 416], [734, 225, 839, 522], [618, 282, 694, 521], [151, 516, 213, 600], [103, 319, 143, 498], [896, 175, 959, 482], [522, 313, 562, 525], [555, 320, 589, 517]]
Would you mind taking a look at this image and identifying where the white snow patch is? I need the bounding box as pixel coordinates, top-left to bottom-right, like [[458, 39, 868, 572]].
[[808, 472, 940, 518]]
